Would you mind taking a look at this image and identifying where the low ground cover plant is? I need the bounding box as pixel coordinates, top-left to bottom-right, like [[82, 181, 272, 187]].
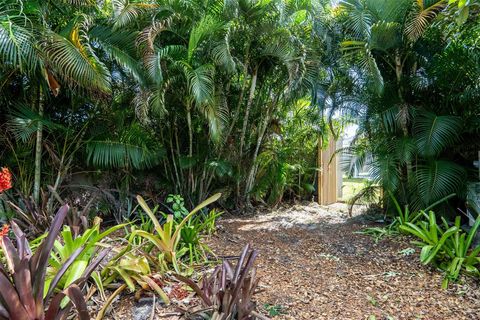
[[0, 205, 104, 320], [400, 211, 480, 288], [176, 244, 266, 320], [132, 193, 221, 272], [0, 170, 266, 319]]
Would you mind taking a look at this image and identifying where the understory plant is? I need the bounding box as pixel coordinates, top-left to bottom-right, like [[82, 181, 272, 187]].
[[0, 205, 104, 320], [46, 218, 127, 295], [176, 244, 267, 320], [166, 194, 189, 219], [180, 208, 223, 264], [132, 193, 221, 272], [94, 246, 170, 319], [400, 211, 480, 288]]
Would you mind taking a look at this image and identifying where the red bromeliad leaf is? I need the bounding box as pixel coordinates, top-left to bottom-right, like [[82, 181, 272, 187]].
[[0, 167, 12, 193]]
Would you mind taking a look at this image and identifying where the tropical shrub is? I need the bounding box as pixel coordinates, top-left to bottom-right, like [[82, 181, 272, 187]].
[[94, 246, 170, 319], [180, 208, 223, 264], [46, 218, 126, 295], [0, 205, 104, 320], [400, 211, 480, 288], [336, 0, 480, 214], [176, 244, 265, 319], [132, 193, 221, 272], [166, 194, 189, 219]]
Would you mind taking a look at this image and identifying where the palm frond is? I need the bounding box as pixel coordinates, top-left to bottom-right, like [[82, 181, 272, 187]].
[[87, 122, 165, 170], [339, 0, 373, 38], [369, 21, 401, 51], [182, 63, 215, 105], [201, 92, 228, 143], [360, 48, 383, 95], [365, 0, 411, 23], [87, 140, 163, 169], [211, 24, 235, 73], [7, 105, 58, 143], [187, 15, 223, 62], [415, 160, 466, 206], [91, 28, 145, 86], [112, 0, 157, 30], [370, 153, 400, 193], [405, 0, 446, 41], [414, 110, 462, 158], [0, 13, 39, 72], [42, 25, 111, 93], [65, 0, 96, 5], [136, 16, 176, 53]]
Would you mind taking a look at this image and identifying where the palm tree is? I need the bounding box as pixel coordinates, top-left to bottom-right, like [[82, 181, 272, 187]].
[[0, 0, 118, 202], [336, 0, 479, 212]]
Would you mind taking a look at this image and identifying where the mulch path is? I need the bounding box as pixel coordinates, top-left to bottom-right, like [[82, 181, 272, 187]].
[[207, 202, 480, 320]]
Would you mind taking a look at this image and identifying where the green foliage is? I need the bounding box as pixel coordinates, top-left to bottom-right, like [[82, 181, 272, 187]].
[[46, 218, 127, 295], [264, 304, 286, 317], [0, 205, 104, 320], [132, 193, 221, 272], [400, 211, 480, 288], [96, 247, 171, 308], [166, 194, 189, 219], [338, 0, 480, 213], [356, 225, 399, 243], [252, 100, 320, 205]]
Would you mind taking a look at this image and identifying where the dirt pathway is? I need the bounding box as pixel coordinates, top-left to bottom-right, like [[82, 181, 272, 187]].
[[209, 203, 480, 320]]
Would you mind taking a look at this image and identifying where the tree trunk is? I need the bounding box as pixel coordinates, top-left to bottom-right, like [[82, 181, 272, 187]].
[[186, 106, 194, 194], [236, 67, 258, 202], [239, 67, 258, 159], [169, 127, 181, 194], [33, 86, 44, 203], [244, 95, 277, 204], [244, 111, 270, 204]]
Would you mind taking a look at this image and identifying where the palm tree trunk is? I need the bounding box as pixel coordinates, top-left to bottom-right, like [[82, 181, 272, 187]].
[[395, 50, 411, 201], [244, 95, 277, 204], [244, 112, 270, 204], [236, 67, 258, 202], [169, 127, 181, 194], [33, 86, 44, 203], [239, 67, 258, 159], [226, 58, 250, 143], [186, 106, 194, 194]]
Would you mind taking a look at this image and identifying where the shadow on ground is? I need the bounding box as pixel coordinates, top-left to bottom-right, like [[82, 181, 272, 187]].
[[208, 202, 480, 320]]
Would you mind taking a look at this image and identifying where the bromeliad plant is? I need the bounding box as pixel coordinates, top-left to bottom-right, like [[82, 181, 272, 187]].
[[389, 191, 455, 229], [180, 209, 223, 264], [176, 244, 267, 320], [46, 217, 127, 295], [400, 211, 480, 288], [0, 205, 106, 320], [94, 247, 170, 319], [132, 193, 221, 272]]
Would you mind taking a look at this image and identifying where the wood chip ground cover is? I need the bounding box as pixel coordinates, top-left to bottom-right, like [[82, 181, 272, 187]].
[[99, 203, 480, 319], [208, 203, 480, 320]]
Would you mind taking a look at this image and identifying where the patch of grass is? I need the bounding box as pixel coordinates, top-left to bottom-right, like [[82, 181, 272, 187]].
[[264, 304, 286, 317], [339, 178, 367, 202], [355, 226, 399, 243], [366, 294, 377, 307]]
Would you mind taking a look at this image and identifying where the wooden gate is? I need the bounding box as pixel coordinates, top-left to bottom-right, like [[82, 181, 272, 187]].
[[317, 137, 338, 205]]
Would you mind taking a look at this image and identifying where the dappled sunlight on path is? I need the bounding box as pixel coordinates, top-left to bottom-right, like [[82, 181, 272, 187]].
[[228, 202, 363, 231], [209, 203, 480, 320]]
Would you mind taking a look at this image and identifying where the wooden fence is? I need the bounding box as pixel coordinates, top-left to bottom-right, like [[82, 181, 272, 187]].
[[317, 137, 340, 205]]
